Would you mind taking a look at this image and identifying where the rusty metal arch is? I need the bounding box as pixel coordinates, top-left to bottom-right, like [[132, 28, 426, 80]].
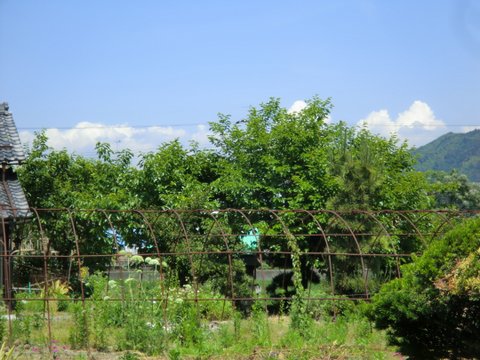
[[428, 210, 463, 242], [297, 209, 335, 295], [205, 211, 236, 310], [0, 213, 13, 345], [358, 210, 401, 278], [30, 207, 53, 350], [171, 210, 200, 304], [379, 210, 427, 248], [320, 210, 369, 298], [4, 207, 479, 353], [226, 208, 269, 296], [66, 208, 90, 352]]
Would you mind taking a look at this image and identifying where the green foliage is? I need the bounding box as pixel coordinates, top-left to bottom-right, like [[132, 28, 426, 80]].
[[138, 140, 219, 209], [370, 216, 480, 358], [14, 98, 438, 315], [426, 170, 480, 209], [120, 352, 140, 360], [0, 310, 5, 344], [16, 133, 141, 278], [71, 272, 237, 355], [209, 97, 337, 209], [329, 127, 429, 211], [2, 280, 399, 359], [250, 300, 270, 346], [69, 302, 89, 350]]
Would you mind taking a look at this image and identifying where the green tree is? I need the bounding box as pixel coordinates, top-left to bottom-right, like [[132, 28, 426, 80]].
[[328, 127, 431, 211], [426, 170, 480, 210], [136, 140, 218, 210], [16, 132, 140, 275], [208, 97, 434, 295], [209, 97, 337, 210]]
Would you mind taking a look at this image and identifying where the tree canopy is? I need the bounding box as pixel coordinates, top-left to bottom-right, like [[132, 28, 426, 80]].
[[18, 97, 435, 215]]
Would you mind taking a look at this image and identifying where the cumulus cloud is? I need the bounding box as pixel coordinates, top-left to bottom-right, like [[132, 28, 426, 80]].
[[19, 122, 212, 158], [288, 100, 308, 114], [358, 101, 447, 146]]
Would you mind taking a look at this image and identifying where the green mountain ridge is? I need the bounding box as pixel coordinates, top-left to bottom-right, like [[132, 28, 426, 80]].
[[412, 129, 480, 182]]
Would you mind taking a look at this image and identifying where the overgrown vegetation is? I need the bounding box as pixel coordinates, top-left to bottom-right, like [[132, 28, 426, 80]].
[[8, 96, 480, 358], [4, 271, 399, 359], [370, 217, 480, 359]]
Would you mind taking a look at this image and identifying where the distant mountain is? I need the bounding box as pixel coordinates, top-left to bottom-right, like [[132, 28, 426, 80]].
[[412, 129, 480, 182]]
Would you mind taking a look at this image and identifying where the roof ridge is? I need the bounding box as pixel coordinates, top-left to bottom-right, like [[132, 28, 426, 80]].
[[0, 102, 26, 164]]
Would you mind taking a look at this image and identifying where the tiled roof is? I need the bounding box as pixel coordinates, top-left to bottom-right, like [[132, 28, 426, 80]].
[[0, 102, 26, 165], [0, 102, 30, 219], [0, 168, 30, 219]]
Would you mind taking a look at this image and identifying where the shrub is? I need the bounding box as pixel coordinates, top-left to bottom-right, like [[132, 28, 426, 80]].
[[369, 216, 480, 358]]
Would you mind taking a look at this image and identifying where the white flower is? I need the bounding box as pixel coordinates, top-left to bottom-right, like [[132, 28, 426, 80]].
[[148, 259, 160, 266], [130, 255, 144, 265]]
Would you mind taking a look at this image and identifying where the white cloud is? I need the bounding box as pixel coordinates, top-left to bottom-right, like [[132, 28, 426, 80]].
[[288, 100, 307, 114], [190, 124, 212, 146], [19, 122, 212, 158], [358, 101, 447, 146]]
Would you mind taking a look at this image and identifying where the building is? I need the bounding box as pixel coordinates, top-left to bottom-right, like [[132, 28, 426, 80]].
[[0, 102, 30, 306]]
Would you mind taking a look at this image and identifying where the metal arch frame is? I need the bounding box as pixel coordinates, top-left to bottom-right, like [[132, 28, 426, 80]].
[[320, 210, 369, 298], [1, 207, 479, 353]]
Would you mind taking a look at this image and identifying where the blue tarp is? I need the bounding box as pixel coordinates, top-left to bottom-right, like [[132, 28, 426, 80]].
[[240, 228, 260, 250]]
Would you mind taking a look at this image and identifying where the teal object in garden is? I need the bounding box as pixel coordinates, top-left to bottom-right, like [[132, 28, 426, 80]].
[[240, 228, 260, 250]]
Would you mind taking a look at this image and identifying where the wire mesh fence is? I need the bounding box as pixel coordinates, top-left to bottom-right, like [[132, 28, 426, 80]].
[[0, 208, 478, 353]]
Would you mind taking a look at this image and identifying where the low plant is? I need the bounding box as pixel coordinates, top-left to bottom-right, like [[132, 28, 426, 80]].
[[41, 280, 71, 313], [251, 299, 270, 346], [68, 302, 89, 349], [0, 342, 15, 360]]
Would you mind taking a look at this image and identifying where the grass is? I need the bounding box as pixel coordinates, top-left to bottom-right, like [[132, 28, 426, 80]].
[[5, 311, 402, 359], [2, 274, 404, 359]]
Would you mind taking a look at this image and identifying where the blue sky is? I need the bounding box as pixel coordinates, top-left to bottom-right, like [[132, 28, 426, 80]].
[[1, 0, 479, 155]]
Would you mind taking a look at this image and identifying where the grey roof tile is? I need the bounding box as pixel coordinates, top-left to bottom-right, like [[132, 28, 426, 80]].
[[0, 102, 30, 219], [0, 168, 30, 219], [0, 102, 26, 165]]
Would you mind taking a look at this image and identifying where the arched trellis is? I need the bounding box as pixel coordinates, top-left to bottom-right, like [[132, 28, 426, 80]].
[[1, 208, 479, 350]]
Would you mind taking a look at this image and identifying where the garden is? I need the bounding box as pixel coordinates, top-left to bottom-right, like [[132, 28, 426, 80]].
[[2, 208, 478, 359], [3, 98, 480, 359]]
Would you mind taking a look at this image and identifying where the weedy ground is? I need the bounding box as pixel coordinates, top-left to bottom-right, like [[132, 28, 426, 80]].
[[6, 315, 403, 360]]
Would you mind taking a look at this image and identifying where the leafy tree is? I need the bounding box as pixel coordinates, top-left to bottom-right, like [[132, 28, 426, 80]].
[[208, 97, 434, 296], [324, 127, 432, 292], [426, 170, 480, 210], [16, 132, 140, 276], [136, 140, 219, 210], [209, 97, 337, 210], [328, 127, 431, 211], [15, 97, 439, 301]]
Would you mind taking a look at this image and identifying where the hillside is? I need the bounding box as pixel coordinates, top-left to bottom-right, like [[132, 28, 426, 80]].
[[413, 129, 480, 182]]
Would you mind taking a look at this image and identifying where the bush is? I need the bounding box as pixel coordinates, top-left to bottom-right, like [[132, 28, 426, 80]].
[[369, 216, 480, 359]]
